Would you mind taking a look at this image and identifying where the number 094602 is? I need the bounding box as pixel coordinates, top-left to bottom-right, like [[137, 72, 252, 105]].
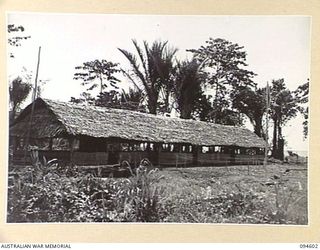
[[300, 244, 319, 248]]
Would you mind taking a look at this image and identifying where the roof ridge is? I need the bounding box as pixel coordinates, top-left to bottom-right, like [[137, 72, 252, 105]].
[[30, 97, 265, 147], [41, 97, 246, 129]]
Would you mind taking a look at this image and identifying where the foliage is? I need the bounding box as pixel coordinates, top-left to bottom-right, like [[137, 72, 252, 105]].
[[70, 92, 96, 105], [70, 88, 146, 112], [294, 80, 309, 138], [119, 39, 177, 114], [95, 90, 121, 108], [119, 87, 146, 112], [9, 77, 32, 124], [95, 88, 146, 112], [8, 152, 107, 222], [232, 87, 266, 137], [172, 59, 206, 119], [105, 162, 166, 222], [192, 94, 213, 121], [7, 156, 165, 223], [270, 79, 299, 159], [74, 59, 120, 94], [188, 38, 256, 125], [8, 158, 307, 224], [7, 24, 31, 58]]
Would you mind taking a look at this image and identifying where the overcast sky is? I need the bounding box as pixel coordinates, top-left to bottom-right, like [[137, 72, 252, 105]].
[[7, 13, 311, 151]]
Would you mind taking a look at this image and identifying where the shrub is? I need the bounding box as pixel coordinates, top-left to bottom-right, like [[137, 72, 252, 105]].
[[7, 155, 166, 223], [7, 152, 307, 224], [102, 160, 166, 222]]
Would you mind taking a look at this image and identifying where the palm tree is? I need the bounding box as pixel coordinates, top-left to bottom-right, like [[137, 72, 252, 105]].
[[270, 79, 299, 160], [118, 39, 177, 114], [172, 59, 205, 119], [9, 77, 32, 124], [232, 87, 266, 137]]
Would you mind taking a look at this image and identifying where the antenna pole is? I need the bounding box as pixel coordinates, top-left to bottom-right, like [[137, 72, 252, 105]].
[[24, 46, 41, 164]]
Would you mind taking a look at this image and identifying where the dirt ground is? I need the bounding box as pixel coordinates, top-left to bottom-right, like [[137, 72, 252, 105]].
[[156, 163, 308, 224]]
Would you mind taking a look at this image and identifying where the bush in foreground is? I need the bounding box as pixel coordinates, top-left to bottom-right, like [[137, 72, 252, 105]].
[[7, 157, 166, 223], [7, 155, 307, 224]]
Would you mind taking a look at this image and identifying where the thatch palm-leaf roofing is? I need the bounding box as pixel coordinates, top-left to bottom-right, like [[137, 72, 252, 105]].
[[10, 98, 265, 148]]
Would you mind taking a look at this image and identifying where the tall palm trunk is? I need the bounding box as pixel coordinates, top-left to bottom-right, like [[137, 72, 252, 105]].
[[254, 119, 262, 138], [272, 117, 278, 158], [148, 94, 158, 114]]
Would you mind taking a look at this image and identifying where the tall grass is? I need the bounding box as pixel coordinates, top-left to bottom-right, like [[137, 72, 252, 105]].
[[7, 154, 166, 222], [106, 160, 166, 222], [7, 151, 307, 224]]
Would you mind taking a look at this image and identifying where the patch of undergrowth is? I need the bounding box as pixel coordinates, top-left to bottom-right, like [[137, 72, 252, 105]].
[[7, 154, 166, 223], [7, 153, 307, 224]]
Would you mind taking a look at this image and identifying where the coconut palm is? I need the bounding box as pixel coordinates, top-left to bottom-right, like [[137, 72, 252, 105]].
[[172, 59, 205, 119], [232, 86, 266, 137], [270, 79, 299, 160], [9, 77, 32, 124], [118, 39, 177, 114]]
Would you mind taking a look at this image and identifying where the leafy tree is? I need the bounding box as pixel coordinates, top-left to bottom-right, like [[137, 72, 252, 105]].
[[270, 79, 299, 160], [95, 88, 146, 112], [119, 39, 177, 114], [191, 94, 243, 125], [193, 94, 214, 121], [7, 24, 31, 58], [232, 87, 266, 137], [95, 90, 120, 108], [172, 59, 205, 119], [70, 92, 96, 105], [9, 77, 32, 124], [74, 59, 120, 94], [119, 87, 146, 112], [70, 87, 146, 112], [294, 80, 309, 138], [188, 38, 255, 125]]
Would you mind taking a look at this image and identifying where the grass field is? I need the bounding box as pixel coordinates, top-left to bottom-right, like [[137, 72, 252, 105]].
[[7, 161, 308, 224], [155, 163, 308, 224]]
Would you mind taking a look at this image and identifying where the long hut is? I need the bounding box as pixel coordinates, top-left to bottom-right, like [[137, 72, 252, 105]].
[[9, 98, 266, 167]]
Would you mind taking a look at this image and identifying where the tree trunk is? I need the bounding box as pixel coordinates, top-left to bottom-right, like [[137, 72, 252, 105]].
[[180, 110, 192, 119], [277, 120, 284, 161], [180, 104, 192, 119], [164, 90, 170, 113], [272, 117, 278, 158], [99, 74, 103, 94], [254, 119, 262, 137], [148, 96, 157, 114], [278, 138, 284, 161]]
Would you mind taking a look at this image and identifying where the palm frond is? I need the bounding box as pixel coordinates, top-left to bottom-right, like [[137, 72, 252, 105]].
[[132, 39, 149, 81], [118, 48, 149, 91]]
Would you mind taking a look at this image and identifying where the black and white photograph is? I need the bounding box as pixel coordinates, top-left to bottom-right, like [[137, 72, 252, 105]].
[[7, 13, 310, 224]]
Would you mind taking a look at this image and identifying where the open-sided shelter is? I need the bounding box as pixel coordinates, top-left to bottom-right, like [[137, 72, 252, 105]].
[[9, 98, 266, 167]]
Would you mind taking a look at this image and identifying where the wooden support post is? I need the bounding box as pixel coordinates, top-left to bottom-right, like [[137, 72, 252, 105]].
[[192, 145, 199, 167], [69, 138, 75, 165], [156, 143, 161, 167], [175, 153, 178, 167]]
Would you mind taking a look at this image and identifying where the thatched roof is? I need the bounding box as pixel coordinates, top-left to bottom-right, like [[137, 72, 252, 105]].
[[10, 98, 265, 148]]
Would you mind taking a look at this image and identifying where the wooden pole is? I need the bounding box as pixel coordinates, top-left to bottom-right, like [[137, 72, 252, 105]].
[[69, 137, 75, 165], [32, 46, 41, 100], [264, 82, 270, 167], [24, 46, 41, 164]]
